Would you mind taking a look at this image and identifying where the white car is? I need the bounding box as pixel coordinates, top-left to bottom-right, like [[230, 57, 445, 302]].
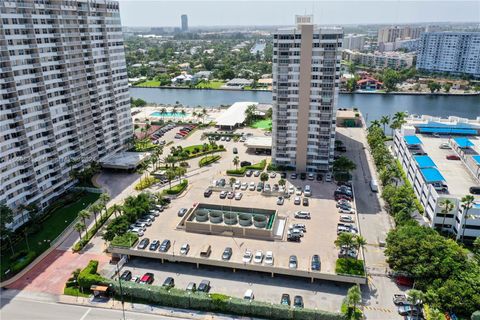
[[294, 211, 311, 219], [287, 228, 304, 238], [234, 181, 241, 189], [241, 182, 248, 190], [137, 218, 152, 226], [294, 196, 301, 205], [249, 182, 256, 191], [339, 207, 355, 214], [264, 251, 274, 265], [308, 173, 314, 180], [325, 173, 332, 182], [304, 185, 311, 197], [279, 186, 285, 193], [235, 192, 243, 200], [439, 143, 451, 149], [270, 172, 277, 178], [295, 187, 302, 196], [129, 227, 144, 237], [340, 215, 354, 223], [242, 250, 253, 263], [180, 243, 190, 255], [288, 186, 295, 194], [253, 250, 264, 264]]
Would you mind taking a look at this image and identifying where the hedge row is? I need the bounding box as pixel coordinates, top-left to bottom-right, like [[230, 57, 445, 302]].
[[73, 207, 115, 252], [10, 251, 36, 274], [199, 155, 221, 167], [163, 179, 188, 195], [109, 281, 342, 320], [226, 160, 267, 176], [111, 232, 139, 248], [78, 260, 104, 291]]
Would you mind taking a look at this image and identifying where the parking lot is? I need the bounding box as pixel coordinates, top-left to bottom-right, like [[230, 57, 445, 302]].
[[119, 257, 351, 312], [110, 127, 364, 284]]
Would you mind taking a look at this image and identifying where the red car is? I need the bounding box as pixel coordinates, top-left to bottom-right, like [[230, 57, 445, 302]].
[[395, 276, 414, 287], [446, 155, 460, 160], [139, 272, 154, 284]]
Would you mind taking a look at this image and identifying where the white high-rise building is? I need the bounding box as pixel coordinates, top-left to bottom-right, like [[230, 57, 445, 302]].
[[416, 32, 480, 78], [0, 0, 132, 229], [342, 34, 365, 51], [271, 16, 343, 172]]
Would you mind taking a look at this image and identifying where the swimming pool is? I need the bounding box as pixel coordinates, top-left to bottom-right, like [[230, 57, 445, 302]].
[[150, 111, 187, 117]]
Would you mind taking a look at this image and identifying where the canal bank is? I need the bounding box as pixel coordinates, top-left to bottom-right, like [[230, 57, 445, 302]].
[[130, 87, 479, 124]]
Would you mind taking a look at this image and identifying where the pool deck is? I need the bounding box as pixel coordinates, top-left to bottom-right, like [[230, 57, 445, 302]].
[[131, 106, 224, 123]]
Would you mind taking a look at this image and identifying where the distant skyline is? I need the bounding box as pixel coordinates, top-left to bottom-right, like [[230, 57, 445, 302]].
[[118, 1, 480, 27]]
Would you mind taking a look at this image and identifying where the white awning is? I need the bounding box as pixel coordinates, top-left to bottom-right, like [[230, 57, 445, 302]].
[[215, 102, 258, 127]]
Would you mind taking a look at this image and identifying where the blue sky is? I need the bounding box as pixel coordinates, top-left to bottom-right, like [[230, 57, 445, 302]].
[[118, 1, 480, 27]]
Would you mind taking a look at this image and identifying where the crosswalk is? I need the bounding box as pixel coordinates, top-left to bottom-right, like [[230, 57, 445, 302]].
[[363, 305, 394, 313]]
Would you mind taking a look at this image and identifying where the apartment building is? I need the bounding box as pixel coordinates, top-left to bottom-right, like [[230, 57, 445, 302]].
[[416, 32, 480, 78], [271, 15, 343, 173], [181, 14, 188, 32], [393, 115, 480, 243], [0, 0, 133, 229], [342, 34, 365, 51], [377, 25, 425, 45], [342, 49, 415, 70]]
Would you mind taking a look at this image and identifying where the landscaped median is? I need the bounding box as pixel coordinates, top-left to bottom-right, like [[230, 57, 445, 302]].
[[67, 260, 343, 320], [335, 258, 365, 277], [199, 155, 221, 167], [162, 179, 188, 196], [170, 143, 225, 161], [226, 160, 266, 176]]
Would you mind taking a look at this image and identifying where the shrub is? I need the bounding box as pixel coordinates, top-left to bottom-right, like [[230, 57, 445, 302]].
[[78, 260, 104, 291], [10, 251, 37, 273], [335, 258, 365, 276], [134, 176, 159, 191], [64, 286, 90, 297], [163, 179, 188, 195], [110, 232, 139, 248], [199, 155, 221, 167]]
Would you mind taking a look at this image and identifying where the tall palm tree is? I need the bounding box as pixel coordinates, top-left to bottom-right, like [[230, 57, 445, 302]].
[[460, 195, 474, 243], [78, 209, 91, 229], [368, 120, 381, 131], [160, 107, 167, 119], [439, 199, 454, 233], [74, 222, 86, 240], [380, 115, 390, 134], [334, 232, 355, 252], [353, 235, 367, 258], [202, 107, 207, 123], [99, 193, 110, 215], [111, 204, 122, 218], [232, 156, 240, 169], [345, 285, 362, 318], [390, 111, 408, 132], [90, 204, 101, 227]]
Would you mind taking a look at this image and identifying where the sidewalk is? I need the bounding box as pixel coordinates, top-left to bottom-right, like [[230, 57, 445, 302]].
[[58, 294, 259, 320]]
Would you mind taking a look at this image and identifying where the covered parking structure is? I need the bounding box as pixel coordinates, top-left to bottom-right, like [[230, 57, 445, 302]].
[[215, 101, 258, 130], [244, 136, 272, 154]]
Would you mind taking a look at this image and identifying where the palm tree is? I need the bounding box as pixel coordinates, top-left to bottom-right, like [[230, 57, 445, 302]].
[[345, 285, 362, 318], [353, 235, 367, 258], [390, 111, 408, 132], [160, 107, 167, 119], [78, 209, 91, 228], [180, 109, 186, 117], [229, 177, 236, 186], [278, 178, 286, 187], [74, 222, 86, 240], [439, 199, 454, 233], [99, 193, 110, 215], [460, 195, 474, 243], [380, 115, 390, 134], [90, 204, 101, 227], [232, 156, 240, 169], [202, 107, 207, 123], [334, 232, 355, 252], [111, 204, 122, 218], [368, 120, 381, 131], [143, 121, 151, 140]]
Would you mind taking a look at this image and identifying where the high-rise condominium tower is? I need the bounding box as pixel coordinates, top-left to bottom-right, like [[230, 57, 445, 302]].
[[0, 0, 132, 229], [181, 14, 188, 32], [271, 15, 343, 173]]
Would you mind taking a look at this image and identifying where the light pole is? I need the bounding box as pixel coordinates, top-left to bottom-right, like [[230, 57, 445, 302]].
[[116, 265, 126, 320]]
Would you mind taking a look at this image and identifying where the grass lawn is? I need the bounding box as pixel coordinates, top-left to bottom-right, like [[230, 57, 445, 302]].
[[195, 81, 224, 89], [135, 80, 161, 87], [250, 119, 272, 130], [134, 139, 157, 151], [1, 192, 100, 280]]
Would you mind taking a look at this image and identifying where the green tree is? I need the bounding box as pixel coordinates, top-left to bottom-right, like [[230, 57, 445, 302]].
[[232, 156, 240, 169], [380, 68, 400, 92], [427, 307, 444, 320], [368, 120, 381, 132], [90, 204, 102, 227], [229, 177, 236, 186], [99, 193, 110, 215], [390, 111, 408, 131], [460, 195, 475, 243], [335, 232, 355, 252], [74, 222, 86, 240], [346, 77, 357, 92], [111, 204, 122, 218], [333, 156, 357, 173], [345, 285, 362, 319], [380, 115, 390, 134], [0, 204, 15, 254], [427, 81, 442, 93], [278, 178, 286, 187], [244, 104, 257, 125], [443, 82, 452, 93], [439, 199, 455, 233], [78, 210, 91, 229], [260, 172, 269, 182]]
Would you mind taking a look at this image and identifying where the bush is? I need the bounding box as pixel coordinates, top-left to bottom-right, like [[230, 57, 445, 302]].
[[110, 232, 139, 248], [78, 260, 104, 291], [199, 155, 221, 167], [10, 251, 37, 273], [64, 286, 90, 298], [335, 258, 365, 276], [163, 179, 188, 195], [135, 176, 159, 191]]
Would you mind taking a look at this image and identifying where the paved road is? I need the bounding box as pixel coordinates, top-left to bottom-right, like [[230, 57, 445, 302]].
[[336, 127, 404, 320]]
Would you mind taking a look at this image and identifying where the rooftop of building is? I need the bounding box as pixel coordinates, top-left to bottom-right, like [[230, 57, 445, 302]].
[[404, 114, 480, 128], [215, 101, 258, 127]]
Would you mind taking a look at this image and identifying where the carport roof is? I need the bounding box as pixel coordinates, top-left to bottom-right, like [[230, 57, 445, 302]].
[[473, 155, 480, 166], [453, 137, 474, 148], [414, 155, 436, 168], [420, 167, 445, 183], [404, 135, 422, 145]]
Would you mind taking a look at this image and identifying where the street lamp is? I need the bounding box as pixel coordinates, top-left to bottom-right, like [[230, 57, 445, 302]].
[[115, 265, 126, 320]]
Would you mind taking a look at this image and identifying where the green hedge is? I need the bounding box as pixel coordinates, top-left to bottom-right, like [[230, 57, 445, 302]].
[[163, 179, 188, 195], [10, 251, 36, 273], [199, 155, 221, 167], [109, 281, 342, 320], [64, 286, 90, 297], [335, 258, 365, 276], [78, 260, 104, 291], [227, 160, 267, 176], [111, 232, 139, 248]]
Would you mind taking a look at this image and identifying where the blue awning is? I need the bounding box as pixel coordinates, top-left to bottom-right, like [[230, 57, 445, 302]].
[[416, 121, 477, 129], [404, 135, 422, 145], [414, 155, 436, 168], [453, 137, 474, 148], [418, 128, 477, 135], [420, 168, 445, 183], [473, 155, 480, 166]]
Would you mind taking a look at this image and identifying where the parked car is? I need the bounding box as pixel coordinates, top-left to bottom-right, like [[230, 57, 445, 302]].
[[338, 248, 357, 258], [287, 234, 301, 242], [294, 196, 301, 205], [180, 243, 190, 255], [234, 181, 241, 189], [244, 289, 254, 301], [159, 239, 171, 252], [137, 238, 150, 250], [340, 215, 354, 223], [254, 170, 261, 177], [470, 186, 480, 195], [139, 272, 154, 284], [395, 276, 414, 287], [302, 198, 309, 206], [235, 192, 243, 200], [270, 172, 276, 178], [249, 182, 256, 191], [264, 251, 274, 265], [294, 211, 311, 219], [233, 147, 238, 154], [288, 186, 295, 194], [339, 207, 355, 214], [308, 173, 314, 180], [325, 173, 332, 182], [304, 185, 311, 197], [293, 295, 304, 308], [439, 143, 451, 149], [178, 208, 188, 217], [242, 250, 253, 263], [137, 218, 152, 226], [311, 254, 321, 271], [162, 277, 175, 289], [290, 173, 297, 179], [245, 170, 253, 177], [186, 282, 196, 292], [227, 191, 235, 199], [300, 173, 306, 180], [393, 294, 408, 306], [446, 154, 461, 160], [280, 293, 291, 306], [120, 270, 132, 281], [256, 182, 264, 191], [241, 182, 248, 190], [131, 275, 140, 283], [289, 255, 298, 269], [219, 191, 227, 199], [198, 280, 210, 292], [149, 239, 160, 251], [204, 189, 213, 197], [398, 305, 422, 316], [222, 247, 232, 260], [253, 250, 264, 264], [287, 228, 304, 238], [129, 227, 144, 237], [277, 196, 284, 205], [295, 187, 302, 196]]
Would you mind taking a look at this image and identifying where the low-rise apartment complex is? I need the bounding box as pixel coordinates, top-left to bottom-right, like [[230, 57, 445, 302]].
[[342, 49, 415, 70], [0, 0, 132, 229], [393, 115, 480, 243]]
